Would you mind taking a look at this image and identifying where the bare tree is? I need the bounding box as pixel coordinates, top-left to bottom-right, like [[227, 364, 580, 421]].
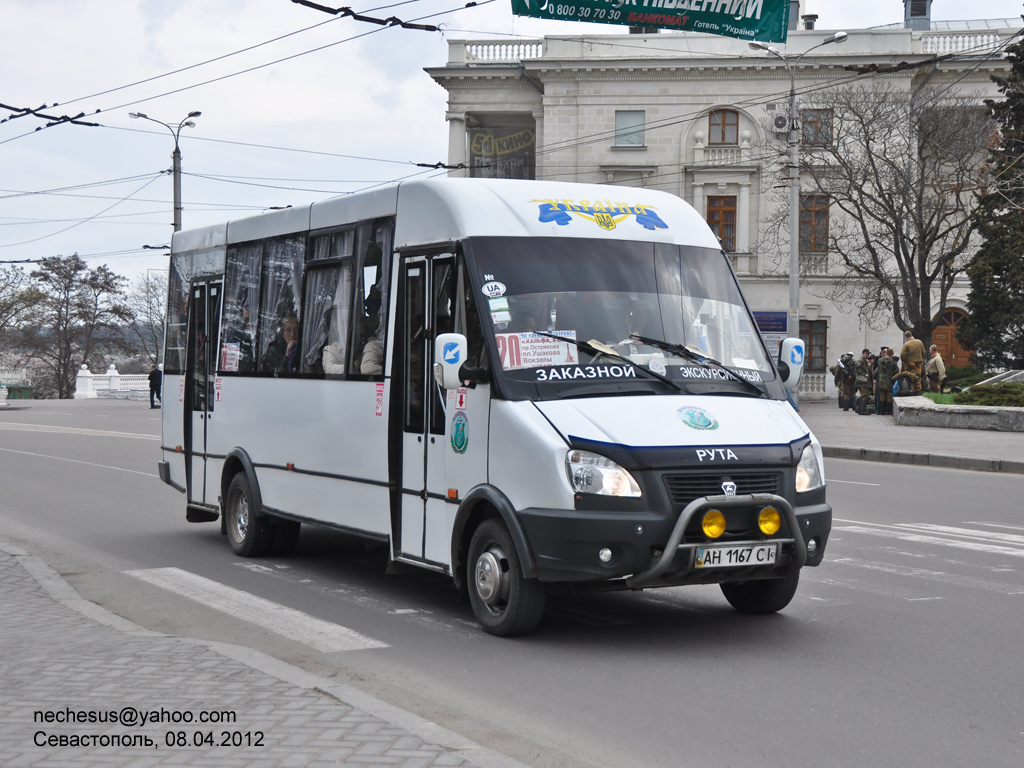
[[757, 82, 995, 346], [124, 269, 168, 364], [20, 255, 132, 398], [0, 265, 39, 339]]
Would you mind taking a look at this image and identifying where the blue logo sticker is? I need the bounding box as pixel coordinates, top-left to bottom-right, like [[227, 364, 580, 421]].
[[677, 406, 719, 431], [451, 411, 469, 454], [534, 200, 668, 231], [442, 342, 461, 365]]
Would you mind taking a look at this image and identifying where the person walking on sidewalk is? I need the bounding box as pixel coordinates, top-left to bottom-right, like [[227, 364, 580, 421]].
[[927, 344, 946, 393], [148, 364, 162, 409], [899, 330, 926, 395], [876, 347, 898, 415], [831, 353, 857, 411]]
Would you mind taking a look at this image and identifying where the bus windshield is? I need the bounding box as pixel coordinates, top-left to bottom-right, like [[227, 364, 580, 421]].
[[463, 237, 780, 400]]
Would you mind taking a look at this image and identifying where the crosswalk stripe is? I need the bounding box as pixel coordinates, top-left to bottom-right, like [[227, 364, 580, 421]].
[[125, 567, 388, 653], [834, 524, 1024, 558]]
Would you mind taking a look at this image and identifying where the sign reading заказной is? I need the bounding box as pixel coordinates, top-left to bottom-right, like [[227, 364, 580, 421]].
[[510, 0, 790, 43]]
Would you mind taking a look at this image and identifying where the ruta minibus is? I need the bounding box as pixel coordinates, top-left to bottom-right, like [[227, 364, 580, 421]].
[[158, 178, 831, 636]]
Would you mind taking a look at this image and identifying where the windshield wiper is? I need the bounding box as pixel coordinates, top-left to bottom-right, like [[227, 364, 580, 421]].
[[629, 332, 767, 398], [532, 331, 685, 394]]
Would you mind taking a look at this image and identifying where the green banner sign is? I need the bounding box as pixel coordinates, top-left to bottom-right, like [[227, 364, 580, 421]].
[[510, 0, 790, 43]]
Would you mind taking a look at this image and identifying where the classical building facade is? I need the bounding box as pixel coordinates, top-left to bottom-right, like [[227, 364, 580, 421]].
[[426, 3, 1018, 397]]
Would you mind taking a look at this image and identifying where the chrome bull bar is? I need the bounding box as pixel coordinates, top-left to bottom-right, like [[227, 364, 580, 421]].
[[626, 493, 806, 589]]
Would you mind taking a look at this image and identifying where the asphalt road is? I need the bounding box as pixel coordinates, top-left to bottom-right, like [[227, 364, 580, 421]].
[[1, 400, 1022, 767]]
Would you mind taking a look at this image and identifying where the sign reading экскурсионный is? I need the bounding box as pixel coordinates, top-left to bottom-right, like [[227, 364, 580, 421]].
[[510, 0, 791, 43]]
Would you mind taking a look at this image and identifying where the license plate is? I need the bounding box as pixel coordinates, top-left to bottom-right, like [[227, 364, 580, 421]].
[[695, 543, 777, 569]]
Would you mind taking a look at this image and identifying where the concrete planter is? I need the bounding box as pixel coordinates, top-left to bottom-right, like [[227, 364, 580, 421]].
[[894, 396, 1024, 432]]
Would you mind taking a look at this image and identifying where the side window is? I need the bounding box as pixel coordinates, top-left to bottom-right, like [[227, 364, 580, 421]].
[[221, 244, 261, 374], [801, 108, 833, 147], [258, 236, 305, 375], [706, 196, 737, 252], [709, 109, 739, 145], [614, 110, 645, 147], [164, 259, 189, 375], [350, 219, 393, 376], [304, 230, 355, 377]]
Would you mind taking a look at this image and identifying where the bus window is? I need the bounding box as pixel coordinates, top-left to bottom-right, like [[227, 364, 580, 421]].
[[304, 262, 353, 376], [257, 236, 304, 375], [222, 244, 261, 374], [351, 220, 392, 376]]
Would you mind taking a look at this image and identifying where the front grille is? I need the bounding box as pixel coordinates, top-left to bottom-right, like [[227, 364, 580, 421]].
[[663, 472, 782, 508]]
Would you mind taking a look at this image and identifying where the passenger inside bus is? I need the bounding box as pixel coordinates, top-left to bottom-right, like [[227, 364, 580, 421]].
[[262, 315, 301, 375]]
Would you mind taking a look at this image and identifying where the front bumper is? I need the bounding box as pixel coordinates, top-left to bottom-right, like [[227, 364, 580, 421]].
[[517, 493, 831, 586]]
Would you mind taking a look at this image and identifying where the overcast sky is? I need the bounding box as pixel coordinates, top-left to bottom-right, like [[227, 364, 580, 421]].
[[2, 0, 1021, 281]]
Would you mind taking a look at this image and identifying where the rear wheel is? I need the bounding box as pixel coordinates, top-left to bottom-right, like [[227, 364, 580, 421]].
[[720, 572, 800, 614], [225, 473, 272, 557], [467, 519, 546, 637]]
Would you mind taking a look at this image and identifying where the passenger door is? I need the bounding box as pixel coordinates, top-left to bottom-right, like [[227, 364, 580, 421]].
[[184, 280, 222, 506], [398, 254, 456, 565]]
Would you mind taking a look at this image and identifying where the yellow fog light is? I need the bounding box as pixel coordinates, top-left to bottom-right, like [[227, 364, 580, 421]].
[[702, 510, 726, 539], [758, 507, 782, 536]]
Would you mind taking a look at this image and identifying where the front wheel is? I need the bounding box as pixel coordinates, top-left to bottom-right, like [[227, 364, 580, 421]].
[[720, 572, 800, 614], [467, 519, 546, 637], [225, 473, 273, 557]]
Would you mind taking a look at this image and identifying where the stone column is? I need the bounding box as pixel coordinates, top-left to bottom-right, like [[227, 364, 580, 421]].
[[446, 112, 468, 178], [74, 364, 95, 399]]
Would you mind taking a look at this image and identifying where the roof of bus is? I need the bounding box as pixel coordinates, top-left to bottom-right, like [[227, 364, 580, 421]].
[[170, 178, 721, 252], [392, 178, 721, 249]]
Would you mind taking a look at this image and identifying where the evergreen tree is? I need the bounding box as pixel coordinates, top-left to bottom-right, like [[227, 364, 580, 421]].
[[959, 35, 1024, 369]]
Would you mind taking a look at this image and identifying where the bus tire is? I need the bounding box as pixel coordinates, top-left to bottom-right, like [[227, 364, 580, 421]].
[[225, 473, 272, 557], [269, 519, 301, 556], [720, 572, 799, 614], [466, 519, 546, 637]]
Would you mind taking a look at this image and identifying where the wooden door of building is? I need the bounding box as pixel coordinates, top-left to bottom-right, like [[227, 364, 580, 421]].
[[931, 308, 971, 368]]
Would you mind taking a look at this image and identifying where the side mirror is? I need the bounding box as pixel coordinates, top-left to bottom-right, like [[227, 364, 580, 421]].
[[434, 333, 467, 390], [777, 337, 805, 388]]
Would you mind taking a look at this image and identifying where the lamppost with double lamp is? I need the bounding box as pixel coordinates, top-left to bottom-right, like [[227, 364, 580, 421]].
[[749, 32, 846, 404], [129, 111, 201, 232]]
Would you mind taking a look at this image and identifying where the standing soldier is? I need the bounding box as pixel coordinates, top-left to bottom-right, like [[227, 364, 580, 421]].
[[854, 348, 874, 414], [830, 353, 857, 411], [899, 330, 926, 395], [927, 344, 946, 393], [876, 347, 898, 415]]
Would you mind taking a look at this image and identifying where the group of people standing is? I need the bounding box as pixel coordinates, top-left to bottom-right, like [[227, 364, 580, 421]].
[[830, 331, 946, 415]]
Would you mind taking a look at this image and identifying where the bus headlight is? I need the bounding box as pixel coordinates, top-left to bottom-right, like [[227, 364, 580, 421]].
[[565, 450, 642, 498], [795, 443, 824, 493]]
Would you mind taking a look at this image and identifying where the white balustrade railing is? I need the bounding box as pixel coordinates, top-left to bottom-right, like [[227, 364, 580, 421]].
[[920, 32, 1000, 54], [464, 41, 544, 62], [75, 364, 155, 400]]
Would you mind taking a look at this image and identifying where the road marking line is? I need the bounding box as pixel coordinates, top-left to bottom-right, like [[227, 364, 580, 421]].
[[835, 525, 1024, 558], [829, 557, 1024, 594], [0, 447, 154, 477], [966, 521, 1024, 534], [895, 523, 1024, 546], [125, 567, 388, 653], [0, 423, 158, 440], [827, 479, 882, 486]]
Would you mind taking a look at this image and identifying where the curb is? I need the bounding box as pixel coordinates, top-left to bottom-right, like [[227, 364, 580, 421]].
[[0, 540, 533, 768], [821, 446, 1024, 475]]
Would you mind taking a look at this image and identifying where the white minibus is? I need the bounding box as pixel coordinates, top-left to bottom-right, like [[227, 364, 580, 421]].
[[158, 178, 830, 636]]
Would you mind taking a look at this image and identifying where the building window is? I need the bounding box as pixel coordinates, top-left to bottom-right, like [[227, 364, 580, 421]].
[[799, 194, 829, 254], [709, 109, 739, 145], [614, 110, 645, 147], [800, 319, 827, 373], [706, 196, 737, 252], [801, 108, 833, 147]]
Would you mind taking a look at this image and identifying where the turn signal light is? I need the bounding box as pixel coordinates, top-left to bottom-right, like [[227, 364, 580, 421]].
[[702, 510, 726, 539], [758, 507, 782, 535]]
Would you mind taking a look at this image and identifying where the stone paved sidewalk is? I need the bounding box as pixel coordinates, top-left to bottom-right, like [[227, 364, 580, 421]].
[[0, 542, 519, 768]]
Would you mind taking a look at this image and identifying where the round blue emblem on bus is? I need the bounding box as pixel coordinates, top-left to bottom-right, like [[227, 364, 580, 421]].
[[451, 411, 469, 454], [677, 406, 718, 431]]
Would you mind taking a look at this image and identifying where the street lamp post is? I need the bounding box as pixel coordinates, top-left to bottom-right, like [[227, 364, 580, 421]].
[[749, 33, 846, 405], [129, 111, 201, 232]]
